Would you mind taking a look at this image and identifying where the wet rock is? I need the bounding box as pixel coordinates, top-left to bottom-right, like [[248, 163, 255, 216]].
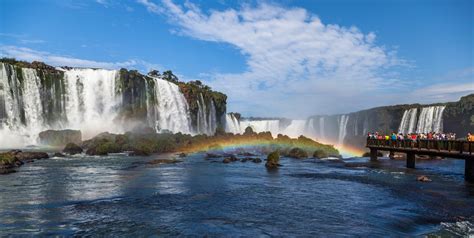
[[147, 159, 181, 165], [63, 143, 83, 155], [265, 151, 280, 169], [52, 152, 65, 157], [223, 156, 239, 163], [177, 152, 187, 158], [206, 153, 221, 158], [417, 175, 432, 182], [14, 151, 49, 162], [0, 151, 48, 174], [241, 157, 252, 162], [39, 129, 82, 147], [129, 149, 151, 156], [240, 152, 256, 156], [252, 158, 262, 163], [0, 153, 22, 174]]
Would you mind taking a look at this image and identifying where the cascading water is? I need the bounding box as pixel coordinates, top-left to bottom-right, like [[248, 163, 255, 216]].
[[398, 108, 418, 134], [0, 63, 46, 146], [63, 68, 122, 138], [208, 100, 217, 135], [147, 77, 191, 134], [225, 113, 240, 134], [282, 120, 307, 138], [416, 106, 446, 133], [0, 62, 209, 148], [239, 120, 280, 136], [337, 115, 349, 146], [319, 117, 325, 140], [196, 93, 217, 135]]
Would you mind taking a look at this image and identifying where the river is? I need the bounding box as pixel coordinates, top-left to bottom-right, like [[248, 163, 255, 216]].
[[0, 153, 473, 236]]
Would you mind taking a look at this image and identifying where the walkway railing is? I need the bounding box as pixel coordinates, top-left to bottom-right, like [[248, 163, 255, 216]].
[[366, 138, 473, 155]]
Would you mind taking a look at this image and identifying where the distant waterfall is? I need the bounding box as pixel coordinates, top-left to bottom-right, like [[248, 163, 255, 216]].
[[416, 106, 445, 133], [337, 115, 349, 146], [282, 120, 307, 138], [225, 113, 240, 134], [196, 93, 217, 135], [319, 117, 325, 139], [147, 77, 191, 134], [239, 120, 280, 136], [398, 108, 418, 134]]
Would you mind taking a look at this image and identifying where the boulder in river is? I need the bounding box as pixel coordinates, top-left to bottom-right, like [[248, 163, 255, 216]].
[[147, 159, 181, 165], [252, 158, 262, 163], [39, 130, 82, 147], [63, 143, 83, 155], [265, 151, 280, 169], [417, 175, 432, 182], [52, 152, 65, 157]]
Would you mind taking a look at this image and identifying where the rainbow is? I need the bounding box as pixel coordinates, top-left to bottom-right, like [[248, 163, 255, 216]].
[[178, 134, 362, 158]]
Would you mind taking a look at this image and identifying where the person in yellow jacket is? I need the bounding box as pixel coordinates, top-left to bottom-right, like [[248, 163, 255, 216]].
[[468, 133, 474, 142]]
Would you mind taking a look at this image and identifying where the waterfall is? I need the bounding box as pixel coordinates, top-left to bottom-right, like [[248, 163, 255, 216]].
[[225, 113, 240, 134], [319, 117, 325, 140], [282, 120, 307, 138], [398, 108, 418, 134], [196, 93, 216, 135], [0, 63, 47, 145], [306, 118, 315, 137], [416, 106, 446, 133], [147, 77, 191, 134], [362, 117, 369, 135], [432, 106, 445, 133], [208, 100, 217, 135], [63, 68, 121, 138], [21, 68, 44, 139], [354, 116, 358, 136], [239, 120, 280, 136], [337, 115, 349, 146]]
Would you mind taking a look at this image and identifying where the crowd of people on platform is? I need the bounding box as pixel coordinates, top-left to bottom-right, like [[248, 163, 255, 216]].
[[367, 132, 474, 141]]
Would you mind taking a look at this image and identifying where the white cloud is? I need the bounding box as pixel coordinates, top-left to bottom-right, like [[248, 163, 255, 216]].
[[408, 68, 474, 102], [138, 0, 411, 117], [0, 45, 162, 72], [137, 0, 163, 14]]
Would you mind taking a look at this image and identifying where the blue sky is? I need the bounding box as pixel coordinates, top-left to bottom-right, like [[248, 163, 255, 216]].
[[1, 0, 473, 117]]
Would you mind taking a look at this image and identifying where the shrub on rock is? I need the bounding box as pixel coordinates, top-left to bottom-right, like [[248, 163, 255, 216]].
[[288, 147, 308, 159], [313, 149, 329, 159], [266, 151, 280, 168], [63, 143, 83, 155]]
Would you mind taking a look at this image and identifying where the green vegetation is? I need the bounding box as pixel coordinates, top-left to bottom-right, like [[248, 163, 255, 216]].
[[0, 153, 17, 165], [288, 147, 308, 159], [266, 151, 280, 168], [313, 149, 329, 159]]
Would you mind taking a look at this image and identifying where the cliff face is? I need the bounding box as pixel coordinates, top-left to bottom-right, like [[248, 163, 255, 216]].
[[443, 94, 474, 135], [0, 58, 227, 137]]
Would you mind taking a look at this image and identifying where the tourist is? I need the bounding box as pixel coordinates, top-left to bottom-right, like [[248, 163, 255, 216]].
[[468, 133, 474, 142]]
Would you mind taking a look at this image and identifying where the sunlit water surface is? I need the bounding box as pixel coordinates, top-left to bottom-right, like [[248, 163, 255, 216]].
[[0, 153, 473, 236]]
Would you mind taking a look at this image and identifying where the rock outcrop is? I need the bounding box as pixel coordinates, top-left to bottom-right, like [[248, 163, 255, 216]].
[[0, 150, 49, 174], [288, 147, 308, 159], [39, 130, 82, 147], [63, 143, 83, 155], [265, 151, 280, 169]]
